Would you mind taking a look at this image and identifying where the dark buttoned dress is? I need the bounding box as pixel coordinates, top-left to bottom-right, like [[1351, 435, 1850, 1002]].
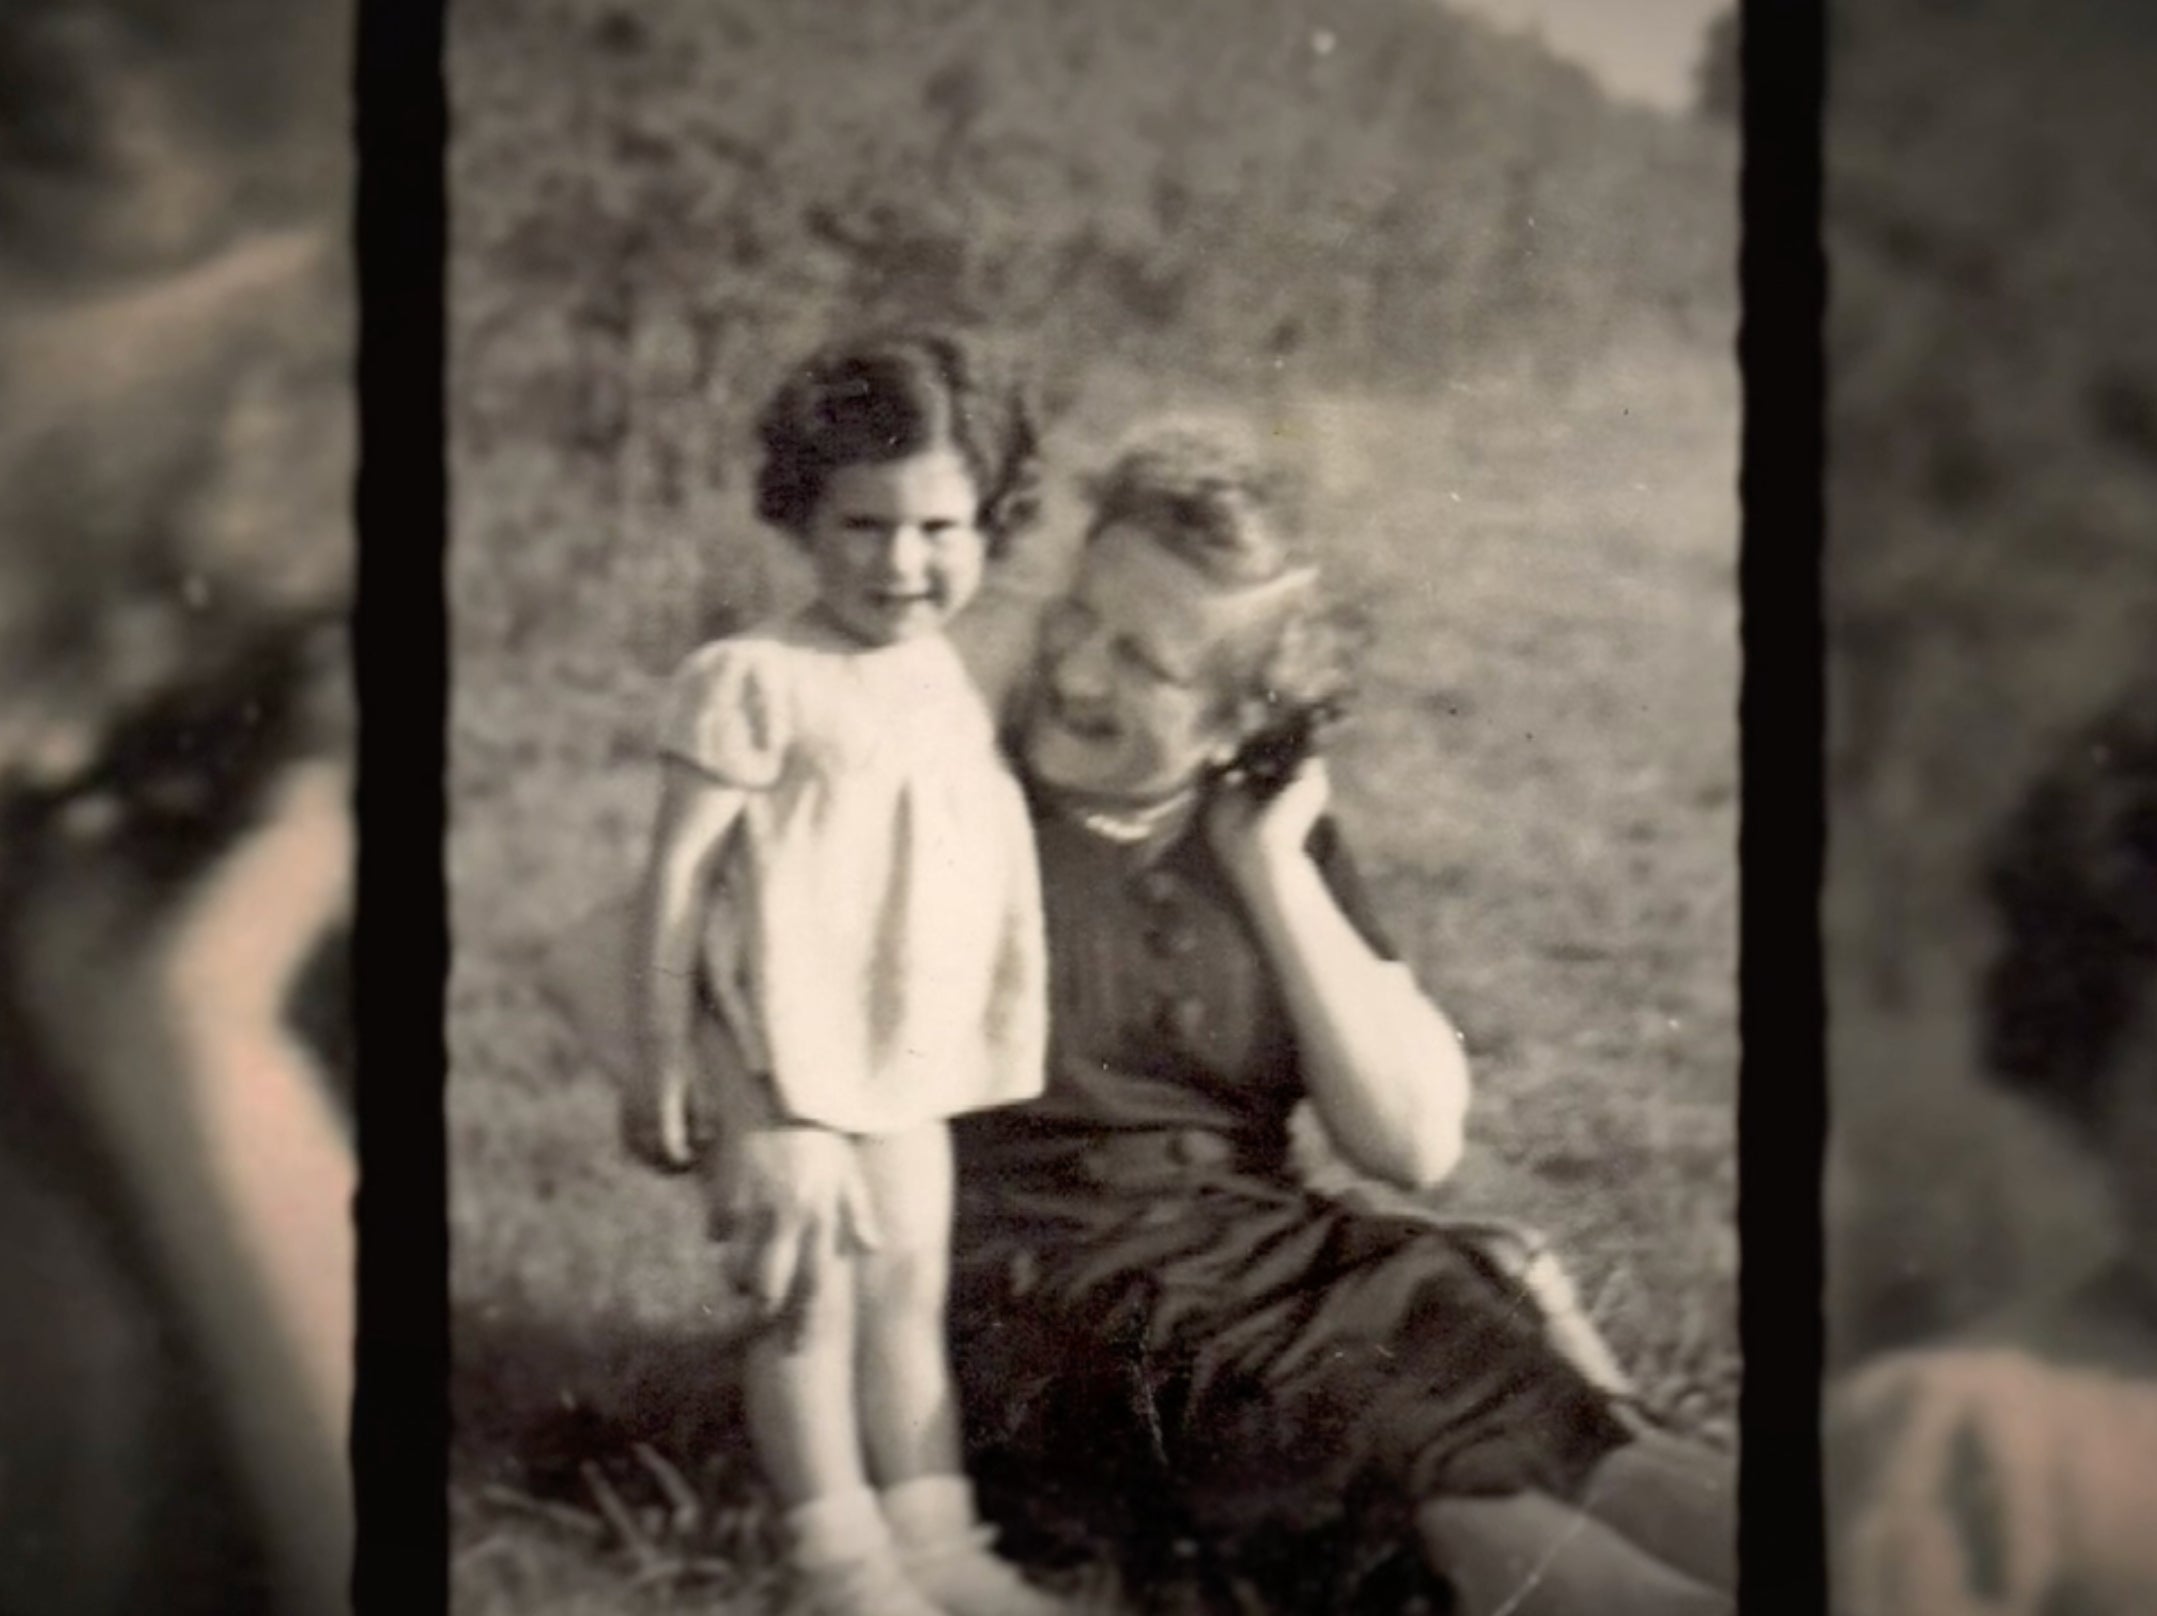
[[951, 805, 1633, 1608]]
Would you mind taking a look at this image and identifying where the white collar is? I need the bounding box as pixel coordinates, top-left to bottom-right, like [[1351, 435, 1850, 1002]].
[[1064, 788, 1199, 846]]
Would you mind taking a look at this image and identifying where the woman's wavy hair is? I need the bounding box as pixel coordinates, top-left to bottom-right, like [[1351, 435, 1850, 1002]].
[[753, 328, 1042, 558], [1981, 661, 2157, 1143], [1081, 422, 1371, 733]]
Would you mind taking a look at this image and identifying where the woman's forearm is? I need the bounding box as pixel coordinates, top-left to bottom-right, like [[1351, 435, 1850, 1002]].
[[1240, 853, 1471, 1189]]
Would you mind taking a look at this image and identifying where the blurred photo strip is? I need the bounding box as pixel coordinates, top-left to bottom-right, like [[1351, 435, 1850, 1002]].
[[1825, 2, 2157, 1611], [0, 2, 356, 1613]]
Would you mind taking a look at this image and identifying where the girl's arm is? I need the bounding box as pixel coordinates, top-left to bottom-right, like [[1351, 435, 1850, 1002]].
[[634, 758, 885, 1321], [1208, 762, 1471, 1190], [630, 757, 755, 1167]]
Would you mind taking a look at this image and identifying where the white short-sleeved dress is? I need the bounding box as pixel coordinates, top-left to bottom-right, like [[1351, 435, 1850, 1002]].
[[659, 609, 1047, 1136]]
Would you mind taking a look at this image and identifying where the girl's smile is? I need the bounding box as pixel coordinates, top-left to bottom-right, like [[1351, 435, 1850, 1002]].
[[802, 450, 987, 648]]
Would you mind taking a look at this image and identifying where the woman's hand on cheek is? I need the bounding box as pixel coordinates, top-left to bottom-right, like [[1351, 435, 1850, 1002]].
[[714, 1125, 882, 1331], [1206, 757, 1333, 891]]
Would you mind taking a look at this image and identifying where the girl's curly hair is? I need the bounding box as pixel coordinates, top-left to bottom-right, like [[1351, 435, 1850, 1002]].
[[1980, 661, 2157, 1143], [753, 329, 1042, 558], [1082, 422, 1369, 727]]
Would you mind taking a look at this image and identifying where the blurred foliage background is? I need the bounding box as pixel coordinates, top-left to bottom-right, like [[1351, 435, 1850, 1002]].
[[1826, 0, 2157, 1362], [450, 0, 1734, 680], [0, 0, 352, 789]]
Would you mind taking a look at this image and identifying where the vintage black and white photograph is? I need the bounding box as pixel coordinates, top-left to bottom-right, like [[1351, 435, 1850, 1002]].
[[0, 2, 357, 1614], [17, 0, 2157, 1611], [447, 2, 1740, 1613]]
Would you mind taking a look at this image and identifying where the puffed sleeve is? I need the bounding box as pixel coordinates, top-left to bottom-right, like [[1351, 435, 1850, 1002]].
[[658, 639, 789, 790]]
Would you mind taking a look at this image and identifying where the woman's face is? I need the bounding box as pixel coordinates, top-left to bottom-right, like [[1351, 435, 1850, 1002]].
[[801, 449, 987, 648], [1021, 521, 1246, 804]]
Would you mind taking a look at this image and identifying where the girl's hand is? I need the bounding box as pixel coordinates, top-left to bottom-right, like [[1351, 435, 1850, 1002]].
[[1205, 755, 1333, 891], [712, 1125, 883, 1328]]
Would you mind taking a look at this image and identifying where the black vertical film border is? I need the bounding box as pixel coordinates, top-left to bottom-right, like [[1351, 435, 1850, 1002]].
[[354, 0, 450, 1611], [1737, 0, 1827, 1610]]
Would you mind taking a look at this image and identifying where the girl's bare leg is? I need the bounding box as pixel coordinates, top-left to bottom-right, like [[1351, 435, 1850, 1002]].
[[1418, 1490, 1732, 1616], [848, 1124, 1070, 1613], [851, 1122, 965, 1485], [741, 1207, 870, 1507], [739, 1174, 956, 1613]]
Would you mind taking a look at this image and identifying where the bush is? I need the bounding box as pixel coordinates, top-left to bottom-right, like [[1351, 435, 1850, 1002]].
[[450, 0, 1735, 677]]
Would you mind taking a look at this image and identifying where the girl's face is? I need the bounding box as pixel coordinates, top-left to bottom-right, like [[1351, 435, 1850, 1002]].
[[1022, 522, 1245, 805], [802, 448, 986, 648]]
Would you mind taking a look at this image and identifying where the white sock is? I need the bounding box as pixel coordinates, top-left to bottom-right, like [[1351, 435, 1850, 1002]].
[[787, 1487, 890, 1568], [881, 1473, 979, 1550]]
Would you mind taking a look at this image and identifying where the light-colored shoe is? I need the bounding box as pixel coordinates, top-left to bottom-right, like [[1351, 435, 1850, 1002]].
[[795, 1546, 949, 1616], [904, 1527, 1073, 1616]]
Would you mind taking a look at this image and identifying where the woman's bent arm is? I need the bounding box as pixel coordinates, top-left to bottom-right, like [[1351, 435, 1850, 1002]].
[[1211, 763, 1471, 1190]]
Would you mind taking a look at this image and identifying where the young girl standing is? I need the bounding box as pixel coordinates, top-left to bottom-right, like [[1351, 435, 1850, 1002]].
[[625, 331, 1064, 1616]]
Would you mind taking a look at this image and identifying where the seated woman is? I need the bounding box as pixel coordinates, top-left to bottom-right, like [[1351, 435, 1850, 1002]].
[[1829, 663, 2157, 1616], [935, 427, 1734, 1615], [591, 424, 1736, 1612]]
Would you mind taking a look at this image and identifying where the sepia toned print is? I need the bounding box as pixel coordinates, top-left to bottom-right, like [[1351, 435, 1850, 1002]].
[[0, 1, 356, 1613], [449, 2, 1739, 1612]]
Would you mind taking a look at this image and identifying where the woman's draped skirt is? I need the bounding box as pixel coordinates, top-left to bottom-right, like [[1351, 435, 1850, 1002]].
[[950, 1135, 1635, 1608]]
